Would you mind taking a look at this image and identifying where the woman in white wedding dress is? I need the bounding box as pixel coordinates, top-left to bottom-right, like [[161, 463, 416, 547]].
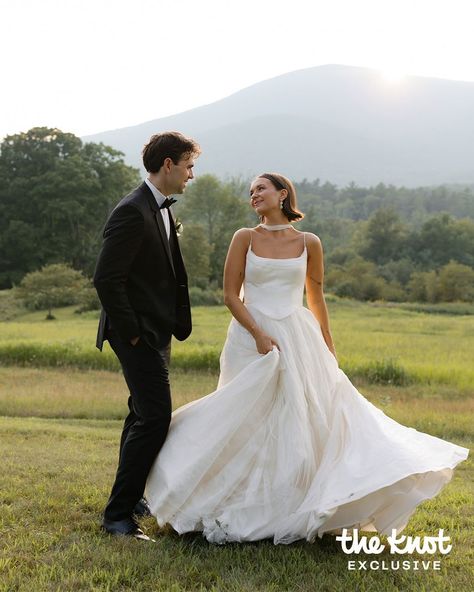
[[145, 172, 468, 544]]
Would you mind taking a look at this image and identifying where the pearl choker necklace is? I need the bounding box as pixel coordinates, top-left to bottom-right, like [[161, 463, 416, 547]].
[[259, 223, 292, 231]]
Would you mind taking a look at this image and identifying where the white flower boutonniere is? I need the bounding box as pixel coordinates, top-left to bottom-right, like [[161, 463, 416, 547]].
[[175, 218, 183, 237]]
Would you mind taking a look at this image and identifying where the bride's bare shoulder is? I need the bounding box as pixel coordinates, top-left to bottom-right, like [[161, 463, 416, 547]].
[[233, 227, 253, 239], [230, 227, 253, 250], [300, 232, 323, 257], [300, 231, 322, 246]]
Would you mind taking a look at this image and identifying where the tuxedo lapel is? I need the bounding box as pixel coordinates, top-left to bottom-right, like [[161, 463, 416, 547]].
[[167, 209, 186, 277], [141, 183, 176, 277], [154, 209, 176, 277]]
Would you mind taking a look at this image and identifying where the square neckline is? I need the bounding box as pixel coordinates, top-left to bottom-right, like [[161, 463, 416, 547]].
[[247, 230, 307, 261]]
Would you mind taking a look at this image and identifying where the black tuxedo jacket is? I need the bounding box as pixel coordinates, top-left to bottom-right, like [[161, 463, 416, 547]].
[[93, 182, 191, 351]]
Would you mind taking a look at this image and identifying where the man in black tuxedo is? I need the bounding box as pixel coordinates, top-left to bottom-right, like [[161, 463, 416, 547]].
[[94, 131, 200, 540]]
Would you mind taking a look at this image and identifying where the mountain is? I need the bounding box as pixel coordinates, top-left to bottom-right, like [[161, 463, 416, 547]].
[[83, 64, 474, 186]]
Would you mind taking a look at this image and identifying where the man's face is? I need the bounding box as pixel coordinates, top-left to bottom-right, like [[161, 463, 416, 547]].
[[169, 154, 195, 194]]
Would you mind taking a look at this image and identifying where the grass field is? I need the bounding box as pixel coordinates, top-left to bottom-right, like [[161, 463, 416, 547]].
[[0, 301, 473, 591], [1, 301, 474, 388], [0, 415, 472, 592]]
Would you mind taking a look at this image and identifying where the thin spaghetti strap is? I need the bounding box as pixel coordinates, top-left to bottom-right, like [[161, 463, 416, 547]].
[[248, 229, 253, 252], [303, 232, 307, 248]]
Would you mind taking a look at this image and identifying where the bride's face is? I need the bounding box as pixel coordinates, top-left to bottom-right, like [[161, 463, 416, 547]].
[[249, 177, 283, 215]]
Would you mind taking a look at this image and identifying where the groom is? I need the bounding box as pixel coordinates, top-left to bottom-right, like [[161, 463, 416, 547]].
[[94, 131, 200, 540]]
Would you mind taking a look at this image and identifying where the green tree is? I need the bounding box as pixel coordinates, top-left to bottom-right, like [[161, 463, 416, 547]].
[[407, 270, 440, 303], [438, 261, 474, 302], [377, 258, 416, 288], [0, 127, 140, 287], [179, 224, 212, 288], [359, 208, 407, 264], [15, 263, 88, 319], [454, 218, 474, 268], [178, 175, 248, 285], [379, 280, 406, 302], [326, 257, 387, 301], [410, 214, 474, 269], [75, 281, 101, 313]]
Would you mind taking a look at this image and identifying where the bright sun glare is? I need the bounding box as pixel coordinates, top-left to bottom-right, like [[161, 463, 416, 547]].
[[380, 68, 406, 84]]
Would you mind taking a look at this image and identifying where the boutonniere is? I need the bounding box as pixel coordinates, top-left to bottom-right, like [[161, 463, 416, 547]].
[[174, 217, 183, 237]]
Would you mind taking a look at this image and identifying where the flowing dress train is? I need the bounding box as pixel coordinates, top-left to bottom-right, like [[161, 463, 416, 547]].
[[145, 237, 469, 544]]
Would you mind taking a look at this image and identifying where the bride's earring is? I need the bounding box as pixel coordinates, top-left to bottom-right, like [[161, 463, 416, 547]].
[[280, 200, 284, 210]]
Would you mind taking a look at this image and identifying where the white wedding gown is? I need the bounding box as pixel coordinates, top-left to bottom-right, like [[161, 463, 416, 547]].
[[145, 238, 469, 544]]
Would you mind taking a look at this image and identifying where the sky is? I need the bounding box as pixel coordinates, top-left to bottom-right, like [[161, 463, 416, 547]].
[[1, 0, 474, 141]]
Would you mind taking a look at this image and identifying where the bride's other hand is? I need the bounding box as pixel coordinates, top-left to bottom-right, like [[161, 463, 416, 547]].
[[254, 330, 279, 354]]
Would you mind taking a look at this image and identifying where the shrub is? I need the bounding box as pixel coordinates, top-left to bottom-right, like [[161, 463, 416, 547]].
[[0, 342, 221, 373], [379, 280, 406, 302], [15, 263, 88, 318], [0, 289, 25, 321], [75, 284, 101, 313], [343, 359, 411, 386], [407, 270, 440, 303], [326, 257, 387, 301], [438, 261, 474, 302], [189, 287, 224, 306]]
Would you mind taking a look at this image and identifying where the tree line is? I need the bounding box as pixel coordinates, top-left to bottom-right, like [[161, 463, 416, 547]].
[[1, 128, 474, 306], [0, 127, 140, 288]]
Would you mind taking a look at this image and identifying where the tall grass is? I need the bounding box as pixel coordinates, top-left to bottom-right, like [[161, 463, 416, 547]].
[[1, 302, 473, 389], [0, 367, 218, 419], [1, 368, 472, 442], [342, 358, 410, 386], [0, 342, 221, 372]]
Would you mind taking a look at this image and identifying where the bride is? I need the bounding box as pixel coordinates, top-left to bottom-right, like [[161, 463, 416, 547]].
[[145, 172, 468, 544]]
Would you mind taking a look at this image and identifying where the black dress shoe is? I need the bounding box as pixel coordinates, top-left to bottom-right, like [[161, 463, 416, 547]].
[[133, 497, 152, 517], [101, 517, 154, 542]]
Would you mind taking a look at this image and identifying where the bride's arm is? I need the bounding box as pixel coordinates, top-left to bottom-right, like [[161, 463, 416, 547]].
[[305, 233, 337, 360], [223, 229, 279, 354]]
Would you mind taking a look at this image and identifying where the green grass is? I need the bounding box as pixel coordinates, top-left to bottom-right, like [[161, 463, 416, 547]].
[[1, 302, 474, 389], [0, 368, 472, 440], [0, 298, 473, 590], [374, 301, 474, 316], [0, 367, 218, 420], [0, 413, 472, 592]]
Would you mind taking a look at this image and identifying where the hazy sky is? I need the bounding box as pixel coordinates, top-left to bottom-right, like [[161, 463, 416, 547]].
[[1, 0, 473, 141]]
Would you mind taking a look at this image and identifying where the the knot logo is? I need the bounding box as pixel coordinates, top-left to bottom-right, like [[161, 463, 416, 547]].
[[336, 529, 452, 571]]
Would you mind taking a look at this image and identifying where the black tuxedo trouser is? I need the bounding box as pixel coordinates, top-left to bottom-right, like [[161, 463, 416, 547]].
[[104, 329, 172, 521]]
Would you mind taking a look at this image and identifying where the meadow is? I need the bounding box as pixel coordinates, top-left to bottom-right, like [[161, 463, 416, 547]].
[[0, 301, 473, 591], [1, 300, 474, 388]]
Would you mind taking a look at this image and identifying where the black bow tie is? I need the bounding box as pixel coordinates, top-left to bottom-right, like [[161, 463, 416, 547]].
[[160, 197, 177, 209]]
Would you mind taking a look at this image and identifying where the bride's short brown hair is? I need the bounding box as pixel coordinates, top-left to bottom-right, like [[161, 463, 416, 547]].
[[257, 173, 304, 222]]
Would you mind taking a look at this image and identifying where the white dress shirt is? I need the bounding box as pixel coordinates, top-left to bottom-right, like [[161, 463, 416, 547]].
[[145, 178, 171, 239]]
